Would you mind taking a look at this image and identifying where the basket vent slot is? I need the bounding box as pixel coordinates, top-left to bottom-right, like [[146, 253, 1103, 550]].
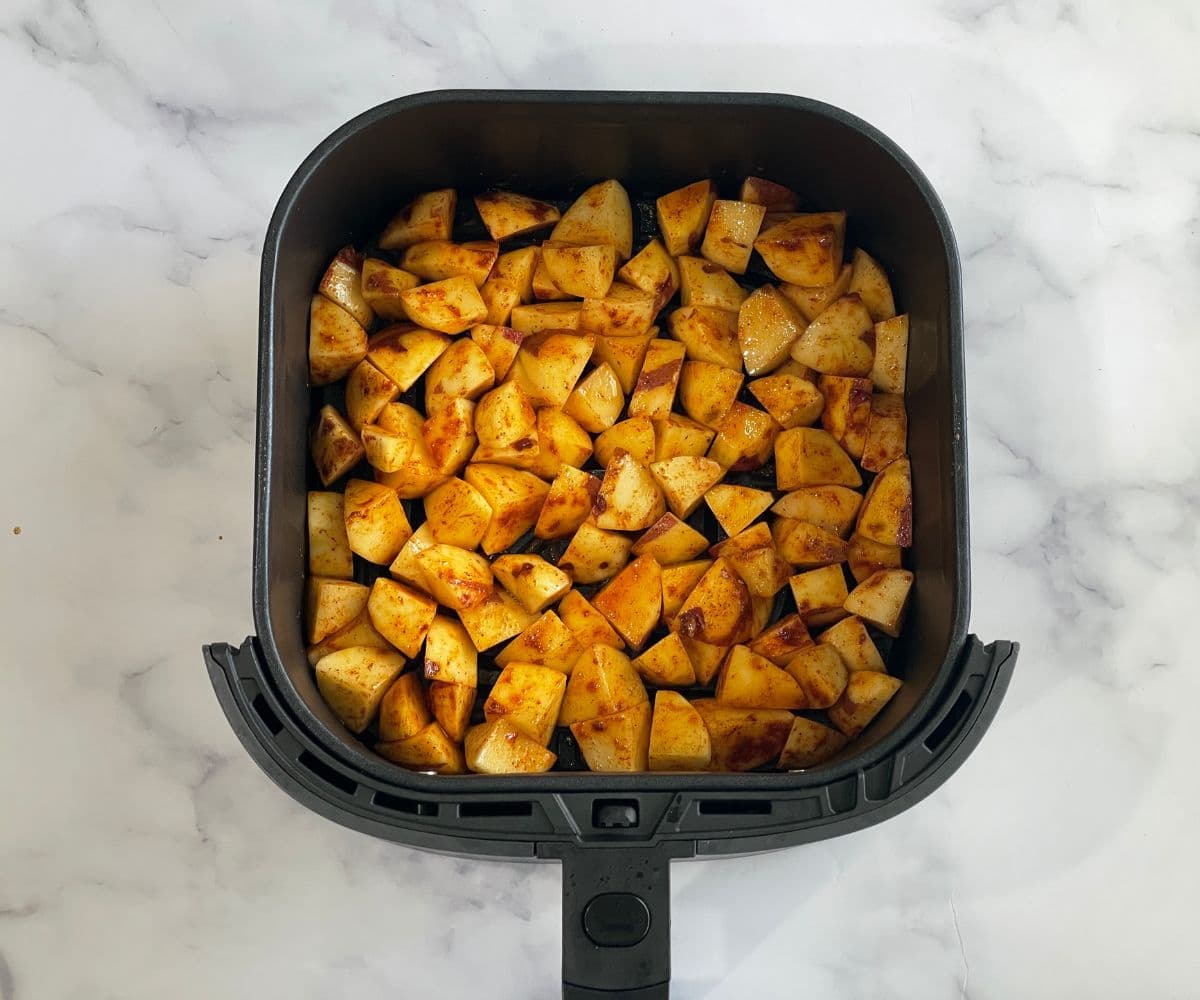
[[458, 801, 534, 819], [925, 690, 973, 755], [251, 694, 283, 735], [297, 750, 356, 795], [373, 792, 438, 817], [697, 799, 772, 816]]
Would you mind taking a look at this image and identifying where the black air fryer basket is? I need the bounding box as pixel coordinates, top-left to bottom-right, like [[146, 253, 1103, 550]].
[[204, 91, 1018, 998]]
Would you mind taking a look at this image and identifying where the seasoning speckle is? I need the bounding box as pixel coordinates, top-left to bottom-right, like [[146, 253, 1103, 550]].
[[12, 526, 21, 536]]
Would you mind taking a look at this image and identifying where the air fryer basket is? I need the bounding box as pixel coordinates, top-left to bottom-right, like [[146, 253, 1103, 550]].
[[204, 91, 1018, 998]]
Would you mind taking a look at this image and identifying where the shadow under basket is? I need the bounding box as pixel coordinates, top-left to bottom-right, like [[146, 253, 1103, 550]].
[[204, 90, 1018, 999]]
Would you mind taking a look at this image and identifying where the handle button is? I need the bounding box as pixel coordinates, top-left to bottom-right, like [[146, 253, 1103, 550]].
[[582, 892, 651, 947]]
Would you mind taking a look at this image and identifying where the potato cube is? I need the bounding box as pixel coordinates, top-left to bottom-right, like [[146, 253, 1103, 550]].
[[848, 248, 896, 322], [560, 645, 649, 726], [311, 405, 364, 487], [458, 587, 537, 651], [387, 521, 436, 592], [425, 338, 496, 412], [558, 590, 624, 650], [633, 632, 697, 686], [378, 188, 455, 249], [774, 519, 849, 568], [673, 558, 754, 647], [415, 544, 493, 611], [618, 240, 680, 311], [704, 484, 774, 537], [592, 555, 663, 649], [856, 457, 913, 547], [690, 700, 794, 771], [788, 565, 850, 628], [306, 577, 370, 644], [680, 637, 727, 686], [871, 314, 909, 394], [784, 644, 848, 709], [541, 241, 618, 299], [818, 375, 872, 459], [551, 179, 633, 259], [572, 703, 652, 773], [309, 295, 367, 386], [427, 681, 475, 742], [844, 569, 913, 637], [861, 393, 907, 473], [739, 176, 798, 211], [423, 615, 477, 686], [628, 338, 686, 421], [422, 397, 477, 477], [563, 363, 624, 433], [306, 609, 391, 666], [474, 381, 536, 454], [485, 663, 568, 746], [492, 555, 573, 614], [367, 578, 438, 657], [377, 670, 430, 741], [361, 258, 421, 320], [376, 721, 466, 774], [847, 532, 903, 584], [422, 478, 491, 550], [402, 239, 500, 287], [535, 466, 600, 540], [711, 523, 790, 598], [753, 211, 846, 286], [464, 463, 550, 554], [531, 251, 571, 300], [632, 514, 709, 566], [308, 491, 353, 578], [316, 647, 407, 734], [779, 263, 853, 322], [345, 359, 400, 433], [509, 332, 595, 409], [474, 191, 560, 241], [510, 301, 581, 333], [649, 455, 724, 519], [557, 523, 632, 584], [708, 403, 779, 471], [656, 179, 716, 256], [495, 610, 583, 673], [668, 305, 742, 369], [493, 246, 540, 302], [748, 612, 813, 666], [592, 330, 656, 395], [400, 276, 488, 334], [747, 373, 824, 430], [774, 427, 862, 490], [531, 408, 593, 479], [772, 486, 862, 536], [678, 257, 748, 312], [370, 408, 447, 498], [595, 416, 656, 467], [679, 360, 743, 429], [737, 285, 804, 375], [360, 421, 420, 475], [716, 645, 806, 709], [343, 478, 411, 564], [778, 717, 848, 769], [367, 326, 450, 391], [594, 451, 666, 532], [661, 559, 713, 622], [791, 294, 875, 376], [471, 324, 526, 381], [479, 277, 521, 326], [819, 616, 887, 674], [648, 691, 711, 770], [654, 414, 714, 462], [701, 200, 767, 274], [465, 718, 557, 774], [318, 246, 373, 328], [828, 670, 903, 738], [750, 595, 774, 639]]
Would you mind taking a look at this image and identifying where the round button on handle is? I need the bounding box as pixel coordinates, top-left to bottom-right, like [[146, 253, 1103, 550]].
[[582, 892, 651, 948]]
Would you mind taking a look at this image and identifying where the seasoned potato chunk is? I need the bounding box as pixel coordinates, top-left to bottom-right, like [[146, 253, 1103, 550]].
[[316, 647, 407, 734], [484, 663, 568, 746], [648, 691, 712, 770]]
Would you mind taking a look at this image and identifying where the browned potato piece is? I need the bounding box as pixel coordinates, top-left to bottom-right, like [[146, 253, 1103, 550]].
[[679, 360, 743, 429], [749, 612, 813, 666], [572, 702, 652, 772], [308, 491, 353, 578], [485, 663, 568, 746], [532, 408, 593, 478], [428, 681, 475, 741], [595, 451, 666, 532], [376, 721, 466, 774], [774, 519, 849, 568], [632, 514, 709, 565], [307, 609, 390, 667], [495, 611, 583, 673], [711, 522, 791, 598], [492, 555, 573, 615], [387, 522, 436, 592], [370, 405, 447, 497], [367, 578, 438, 657], [668, 306, 742, 369], [315, 647, 407, 734], [494, 246, 540, 302], [378, 671, 430, 741], [691, 700, 794, 771], [361, 258, 421, 320], [649, 691, 712, 770], [819, 616, 887, 674], [402, 240, 499, 287], [463, 463, 550, 554], [661, 559, 713, 621], [400, 276, 488, 334], [789, 565, 851, 628], [578, 285, 658, 338], [379, 188, 456, 249], [738, 285, 805, 375], [509, 332, 595, 409], [649, 456, 724, 519], [531, 251, 570, 300], [425, 338, 496, 412], [541, 241, 618, 299], [847, 248, 896, 322], [458, 587, 537, 651], [471, 324, 526, 381], [872, 314, 909, 394], [306, 577, 370, 644], [681, 637, 727, 686], [628, 339, 686, 421], [704, 484, 774, 537], [778, 717, 848, 769], [318, 246, 374, 327], [844, 569, 913, 637], [479, 276, 525, 326], [701, 199, 767, 274], [791, 294, 875, 376], [739, 176, 798, 211], [423, 478, 492, 550], [474, 381, 536, 452], [309, 295, 367, 386], [367, 326, 450, 391], [716, 645, 806, 709], [656, 179, 716, 256], [779, 263, 853, 322], [592, 555, 663, 649], [633, 633, 697, 686], [559, 590, 624, 650], [422, 397, 477, 477], [654, 414, 714, 462], [747, 373, 824, 430], [856, 456, 913, 547], [311, 404, 364, 487], [673, 558, 754, 647], [343, 479, 412, 564], [595, 417, 657, 467], [828, 670, 902, 737], [345, 360, 400, 433], [772, 486, 862, 536], [847, 532, 903, 584], [466, 718, 557, 774], [592, 330, 656, 395], [708, 403, 780, 471], [535, 466, 600, 540], [558, 523, 632, 584], [510, 301, 581, 334], [678, 257, 749, 311], [551, 179, 634, 259], [861, 393, 907, 473], [784, 644, 848, 708], [775, 427, 862, 490], [474, 191, 560, 240], [819, 375, 872, 459], [559, 645, 648, 726], [423, 615, 477, 686], [753, 211, 846, 285], [619, 240, 680, 311], [415, 544, 494, 611], [563, 363, 624, 433]]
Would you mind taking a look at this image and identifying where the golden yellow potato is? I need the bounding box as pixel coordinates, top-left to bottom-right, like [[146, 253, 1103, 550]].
[[594, 450, 666, 532], [306, 609, 392, 667], [415, 543, 493, 611], [701, 199, 767, 274], [748, 612, 813, 667], [819, 375, 872, 460], [677, 256, 748, 312], [618, 240, 679, 311], [656, 179, 716, 256], [462, 462, 549, 554], [422, 397, 477, 477], [778, 717, 848, 769], [661, 559, 713, 622], [400, 276, 488, 334], [531, 408, 593, 479], [422, 478, 492, 550], [672, 558, 754, 647], [563, 362, 625, 433], [856, 456, 913, 547], [653, 414, 714, 462], [828, 670, 903, 738], [558, 590, 625, 650], [345, 359, 400, 433], [311, 404, 364, 487], [690, 700, 794, 771], [861, 393, 907, 473], [541, 241, 618, 299], [427, 680, 475, 742], [484, 662, 568, 746], [342, 478, 412, 564], [492, 555, 573, 615], [737, 284, 804, 375], [316, 646, 407, 734], [818, 616, 887, 674], [376, 721, 465, 774], [474, 191, 560, 241], [631, 513, 709, 566], [475, 381, 537, 451], [465, 718, 557, 774], [367, 578, 438, 657], [648, 691, 712, 770], [790, 294, 875, 376], [771, 485, 862, 537], [318, 246, 374, 328], [704, 484, 774, 538], [308, 491, 353, 578], [510, 300, 581, 333], [649, 455, 724, 519], [361, 257, 421, 320], [595, 416, 657, 468], [480, 275, 521, 325], [678, 360, 743, 429], [509, 332, 595, 409], [423, 615, 477, 687], [628, 339, 686, 421], [551, 179, 634, 259], [375, 670, 429, 743], [592, 555, 663, 649], [535, 466, 600, 540], [844, 569, 913, 637], [707, 403, 780, 471], [592, 330, 656, 395], [471, 323, 526, 381], [784, 644, 849, 709], [559, 645, 648, 727], [633, 633, 697, 686], [493, 246, 540, 302], [871, 314, 909, 394], [773, 519, 849, 568], [753, 211, 846, 286], [458, 587, 536, 652], [402, 239, 499, 287], [571, 702, 652, 772], [668, 304, 743, 369], [779, 263, 853, 322], [378, 188, 456, 249], [309, 295, 367, 386], [306, 577, 369, 644], [424, 338, 496, 413], [680, 636, 728, 686], [746, 373, 824, 430], [367, 326, 450, 391], [531, 252, 571, 300], [495, 610, 584, 674], [711, 523, 791, 598], [715, 645, 807, 710], [847, 532, 903, 584], [788, 565, 851, 628], [774, 427, 862, 490], [847, 248, 896, 322], [557, 522, 632, 584]]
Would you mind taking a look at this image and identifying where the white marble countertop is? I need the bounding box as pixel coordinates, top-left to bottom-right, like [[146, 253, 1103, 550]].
[[3, 1, 1198, 997]]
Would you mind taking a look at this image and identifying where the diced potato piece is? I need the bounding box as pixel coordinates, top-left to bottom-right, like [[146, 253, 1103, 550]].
[[367, 578, 438, 656], [311, 404, 364, 487], [678, 257, 748, 312], [388, 521, 436, 592], [469, 428, 539, 470], [531, 408, 593, 479], [379, 188, 456, 249], [739, 176, 798, 211], [772, 486, 862, 536], [474, 191, 560, 241], [778, 717, 848, 769], [649, 456, 724, 519], [494, 246, 540, 302], [378, 670, 430, 741], [367, 326, 450, 391], [708, 403, 780, 471], [572, 703, 652, 772], [361, 422, 419, 475], [848, 248, 896, 322], [484, 663, 568, 746], [428, 681, 475, 741], [789, 565, 851, 628], [668, 305, 742, 368], [633, 633, 697, 686], [661, 559, 713, 621], [871, 314, 909, 394], [856, 457, 913, 547], [402, 240, 499, 287], [306, 577, 369, 644], [400, 276, 488, 334], [632, 514, 709, 566], [578, 285, 658, 340], [309, 295, 367, 386], [465, 718, 557, 774], [819, 616, 887, 674], [828, 670, 902, 737], [306, 609, 391, 666], [370, 407, 447, 497], [492, 555, 573, 615], [819, 375, 872, 459], [471, 324, 527, 381], [680, 637, 726, 685], [458, 587, 537, 651], [495, 611, 583, 673], [361, 258, 421, 320], [559, 590, 624, 649], [551, 179, 634, 259], [318, 246, 374, 328], [592, 555, 663, 649], [343, 478, 411, 564], [422, 397, 477, 477], [753, 211, 846, 286], [531, 252, 570, 300], [701, 199, 767, 274], [647, 691, 711, 770], [509, 332, 595, 409], [861, 393, 907, 473], [737, 285, 804, 375], [594, 451, 666, 532], [716, 645, 806, 709], [711, 522, 791, 598], [774, 519, 849, 568], [704, 484, 774, 537], [691, 700, 794, 771], [847, 532, 903, 584], [844, 569, 913, 637], [510, 301, 581, 333], [775, 427, 862, 489], [592, 330, 656, 395], [424, 338, 496, 412], [463, 463, 549, 554], [480, 277, 521, 325], [784, 644, 848, 708], [345, 360, 400, 433], [654, 414, 714, 462], [595, 417, 656, 467], [559, 645, 648, 726], [779, 263, 853, 322], [535, 466, 600, 540], [791, 294, 875, 376], [673, 558, 754, 646], [415, 544, 494, 611], [422, 478, 491, 550], [679, 360, 743, 429], [558, 523, 632, 584], [423, 615, 477, 686], [376, 721, 466, 774], [749, 612, 813, 666], [541, 241, 618, 299], [563, 363, 624, 433], [750, 595, 774, 639], [627, 339, 686, 421], [308, 491, 353, 578], [619, 240, 680, 311], [656, 179, 716, 256], [747, 373, 823, 430], [474, 381, 536, 452], [315, 647, 406, 734]]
